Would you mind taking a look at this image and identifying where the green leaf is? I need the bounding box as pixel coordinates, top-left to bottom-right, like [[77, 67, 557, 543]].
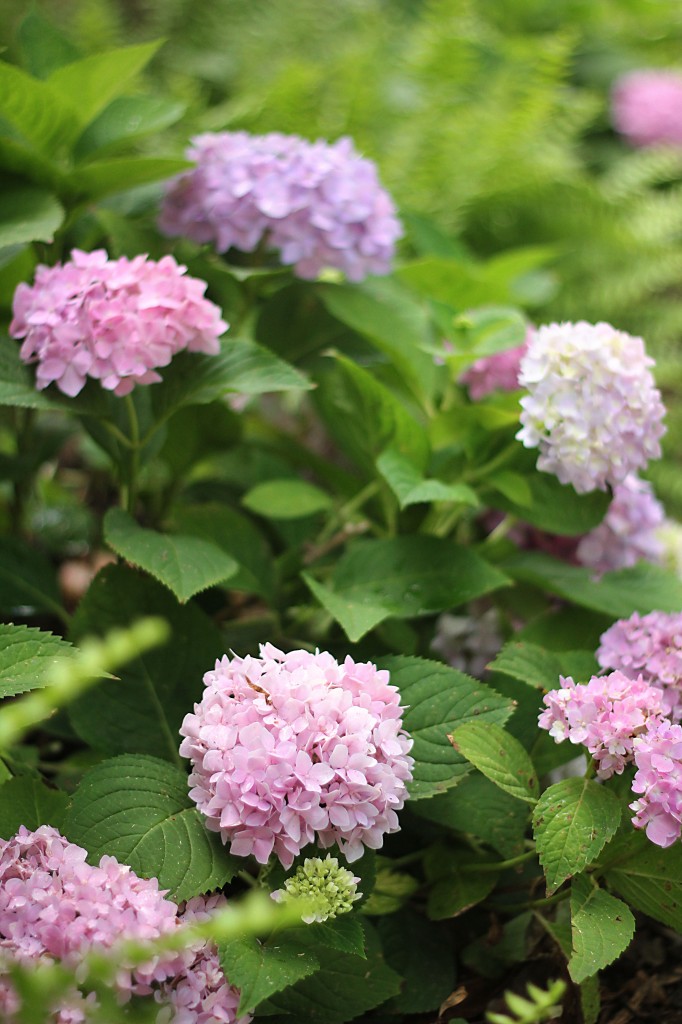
[[532, 778, 622, 895], [0, 181, 64, 248], [0, 331, 59, 410], [304, 536, 509, 642], [64, 754, 239, 902], [260, 921, 401, 1023], [317, 278, 437, 403], [0, 623, 74, 698], [603, 831, 682, 931], [219, 932, 320, 1015], [568, 875, 635, 984], [410, 773, 529, 857], [68, 563, 224, 763], [47, 41, 163, 129], [0, 776, 68, 838], [242, 479, 332, 520], [492, 471, 610, 537], [17, 10, 81, 79], [69, 156, 191, 199], [378, 909, 455, 1013], [376, 447, 478, 509], [153, 337, 310, 421], [0, 59, 77, 152], [504, 552, 682, 618], [314, 354, 429, 477], [0, 536, 64, 621], [104, 508, 238, 603], [362, 864, 419, 915], [426, 863, 498, 920], [489, 642, 599, 690], [450, 722, 538, 804], [489, 471, 533, 508], [381, 655, 514, 800], [306, 916, 365, 958], [74, 95, 185, 160]]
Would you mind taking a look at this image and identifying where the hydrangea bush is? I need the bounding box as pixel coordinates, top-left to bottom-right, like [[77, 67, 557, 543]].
[[2, 16, 682, 1024]]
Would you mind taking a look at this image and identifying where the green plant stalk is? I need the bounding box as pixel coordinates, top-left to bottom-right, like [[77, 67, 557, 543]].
[[121, 393, 141, 515]]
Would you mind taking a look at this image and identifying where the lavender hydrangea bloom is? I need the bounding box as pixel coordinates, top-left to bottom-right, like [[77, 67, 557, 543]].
[[517, 321, 666, 494], [179, 644, 414, 868], [10, 249, 227, 397], [576, 474, 664, 576], [538, 671, 666, 779], [159, 132, 402, 281], [598, 610, 682, 721], [460, 334, 530, 400], [631, 718, 682, 847], [612, 70, 682, 148]]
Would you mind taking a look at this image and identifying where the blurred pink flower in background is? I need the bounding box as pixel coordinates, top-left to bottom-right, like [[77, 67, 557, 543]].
[[612, 70, 682, 148]]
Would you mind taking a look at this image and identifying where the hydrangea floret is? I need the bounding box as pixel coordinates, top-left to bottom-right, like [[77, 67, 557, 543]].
[[179, 644, 414, 868], [611, 70, 682, 148], [597, 610, 682, 720], [460, 336, 530, 400], [270, 855, 361, 924], [10, 249, 227, 397], [538, 671, 666, 779], [576, 474, 664, 577], [159, 131, 402, 281], [631, 718, 682, 848], [516, 321, 666, 494]]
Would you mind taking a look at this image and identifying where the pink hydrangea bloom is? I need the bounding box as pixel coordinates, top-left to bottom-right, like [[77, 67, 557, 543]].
[[631, 718, 682, 847], [159, 132, 402, 282], [0, 825, 181, 1021], [597, 610, 682, 721], [538, 671, 666, 779], [158, 895, 250, 1024], [517, 321, 666, 494], [460, 336, 530, 400], [576, 474, 664, 576], [612, 70, 682, 148], [179, 644, 414, 868], [10, 249, 227, 397]]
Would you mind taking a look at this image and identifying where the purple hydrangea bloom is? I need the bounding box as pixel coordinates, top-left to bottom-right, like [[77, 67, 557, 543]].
[[576, 474, 665, 577], [538, 671, 666, 779], [612, 70, 682, 148], [631, 718, 682, 847], [517, 321, 666, 493], [179, 644, 414, 868], [460, 334, 531, 400], [597, 610, 682, 721], [10, 249, 227, 397], [159, 132, 402, 281]]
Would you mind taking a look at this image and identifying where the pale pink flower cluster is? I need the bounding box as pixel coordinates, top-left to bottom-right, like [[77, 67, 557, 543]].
[[10, 249, 227, 397], [179, 644, 414, 868], [460, 338, 529, 400], [576, 474, 665, 576], [597, 610, 682, 720], [159, 131, 402, 281], [538, 671, 666, 779], [631, 719, 682, 847], [0, 826, 245, 1024], [612, 70, 682, 148], [517, 321, 666, 494]]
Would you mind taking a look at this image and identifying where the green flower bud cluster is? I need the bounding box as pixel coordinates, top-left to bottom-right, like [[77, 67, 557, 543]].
[[271, 855, 361, 924]]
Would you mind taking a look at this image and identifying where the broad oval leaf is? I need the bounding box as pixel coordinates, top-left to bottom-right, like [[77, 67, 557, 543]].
[[532, 778, 622, 895], [64, 754, 239, 902], [568, 875, 635, 984], [0, 181, 64, 248], [450, 721, 539, 804], [219, 933, 320, 1016], [0, 776, 68, 838], [0, 623, 73, 698], [489, 642, 598, 690], [242, 479, 332, 520], [602, 830, 682, 931]]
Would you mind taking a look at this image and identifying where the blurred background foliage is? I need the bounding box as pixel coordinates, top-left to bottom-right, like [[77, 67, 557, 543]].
[[3, 0, 682, 509]]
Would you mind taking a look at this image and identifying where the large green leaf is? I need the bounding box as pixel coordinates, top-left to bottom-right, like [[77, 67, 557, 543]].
[[427, 864, 498, 920], [47, 41, 163, 130], [491, 470, 611, 537], [504, 552, 682, 618], [69, 156, 191, 199], [104, 508, 238, 603], [381, 655, 514, 800], [376, 447, 478, 510], [0, 332, 59, 410], [489, 642, 598, 690], [377, 909, 455, 1013], [313, 354, 429, 476], [64, 754, 238, 902], [0, 181, 64, 248], [69, 564, 224, 763], [533, 778, 622, 895], [17, 10, 81, 79], [450, 721, 538, 804], [304, 536, 509, 641], [0, 776, 68, 838], [0, 536, 65, 621], [0, 59, 77, 152], [74, 95, 186, 160], [0, 623, 73, 698], [568, 875, 635, 984], [219, 932, 320, 1015], [603, 831, 682, 931]]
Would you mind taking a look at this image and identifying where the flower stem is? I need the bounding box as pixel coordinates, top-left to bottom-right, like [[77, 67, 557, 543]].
[[121, 394, 141, 516]]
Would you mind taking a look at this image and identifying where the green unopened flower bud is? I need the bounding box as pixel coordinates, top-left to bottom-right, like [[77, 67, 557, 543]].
[[271, 855, 361, 924]]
